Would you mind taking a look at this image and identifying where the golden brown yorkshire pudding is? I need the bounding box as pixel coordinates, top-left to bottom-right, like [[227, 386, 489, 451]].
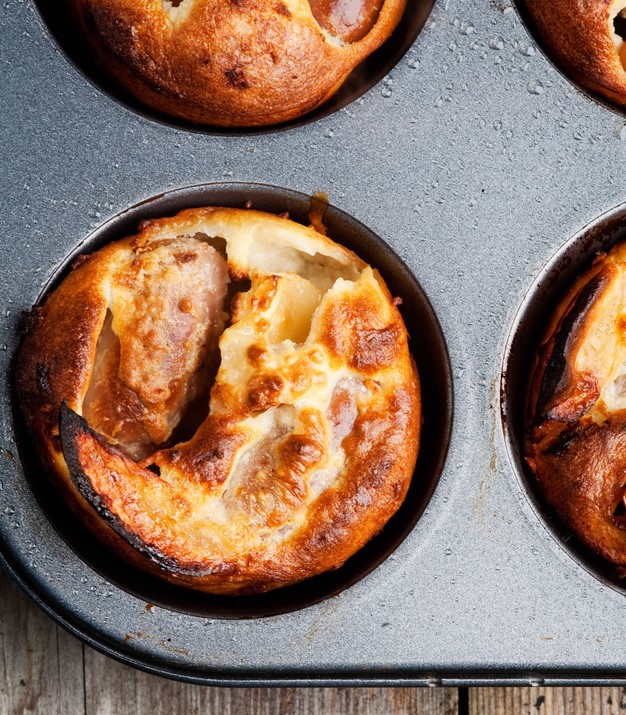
[[17, 207, 420, 594], [524, 0, 626, 107], [526, 241, 626, 567], [69, 0, 407, 126]]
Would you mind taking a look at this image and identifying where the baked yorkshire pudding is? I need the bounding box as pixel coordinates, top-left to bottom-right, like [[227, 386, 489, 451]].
[[17, 207, 420, 594], [69, 0, 407, 126], [525, 241, 626, 567], [524, 0, 626, 107]]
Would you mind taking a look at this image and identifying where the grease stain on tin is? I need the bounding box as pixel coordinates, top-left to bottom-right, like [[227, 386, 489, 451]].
[[472, 377, 500, 526], [124, 631, 145, 642]]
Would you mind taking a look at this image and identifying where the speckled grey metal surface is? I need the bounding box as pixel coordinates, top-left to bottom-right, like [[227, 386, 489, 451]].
[[4, 0, 626, 687]]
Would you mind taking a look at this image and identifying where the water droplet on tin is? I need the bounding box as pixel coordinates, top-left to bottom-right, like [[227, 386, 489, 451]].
[[324, 128, 334, 138], [529, 678, 544, 687], [444, 548, 452, 556], [381, 86, 392, 98], [407, 59, 419, 69], [493, 119, 502, 130], [489, 36, 504, 50], [426, 676, 441, 687], [527, 80, 544, 95], [459, 21, 474, 36]]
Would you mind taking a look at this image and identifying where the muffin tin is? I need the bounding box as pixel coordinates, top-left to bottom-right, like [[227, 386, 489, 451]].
[[5, 0, 626, 687]]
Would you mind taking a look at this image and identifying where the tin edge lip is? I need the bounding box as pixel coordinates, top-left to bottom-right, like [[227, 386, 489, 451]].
[[6, 541, 626, 689], [6, 543, 626, 688]]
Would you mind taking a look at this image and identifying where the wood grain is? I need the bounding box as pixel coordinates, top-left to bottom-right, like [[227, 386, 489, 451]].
[[1, 566, 458, 715], [8, 559, 626, 715], [470, 686, 626, 714], [0, 567, 85, 715]]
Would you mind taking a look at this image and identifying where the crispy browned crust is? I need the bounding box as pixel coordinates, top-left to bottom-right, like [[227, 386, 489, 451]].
[[69, 0, 407, 127], [528, 411, 626, 565], [526, 242, 626, 566], [525, 0, 626, 106], [16, 207, 421, 594]]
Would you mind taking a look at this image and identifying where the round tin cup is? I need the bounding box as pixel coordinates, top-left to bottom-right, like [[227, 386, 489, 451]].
[[33, 0, 435, 135], [501, 201, 626, 593], [12, 182, 452, 619], [513, 0, 626, 117]]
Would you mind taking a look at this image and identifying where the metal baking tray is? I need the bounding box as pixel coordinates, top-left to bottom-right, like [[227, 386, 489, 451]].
[[5, 0, 626, 687]]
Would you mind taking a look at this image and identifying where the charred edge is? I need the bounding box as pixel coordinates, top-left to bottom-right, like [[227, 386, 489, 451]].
[[58, 404, 219, 579], [543, 422, 585, 457], [18, 306, 43, 336], [59, 403, 113, 516], [537, 270, 610, 421]]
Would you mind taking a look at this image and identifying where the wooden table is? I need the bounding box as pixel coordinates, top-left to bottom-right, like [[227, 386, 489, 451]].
[[1, 567, 623, 715]]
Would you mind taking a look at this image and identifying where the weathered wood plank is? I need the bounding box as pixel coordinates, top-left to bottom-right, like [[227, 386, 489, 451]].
[[2, 565, 458, 715], [0, 567, 85, 715], [1, 565, 459, 715], [470, 686, 626, 714], [85, 643, 459, 715]]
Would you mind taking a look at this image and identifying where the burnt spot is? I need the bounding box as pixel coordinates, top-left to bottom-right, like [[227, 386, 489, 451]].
[[538, 268, 611, 420], [275, 1, 291, 16], [544, 424, 585, 457], [224, 66, 249, 90], [173, 251, 198, 266], [247, 374, 284, 410]]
